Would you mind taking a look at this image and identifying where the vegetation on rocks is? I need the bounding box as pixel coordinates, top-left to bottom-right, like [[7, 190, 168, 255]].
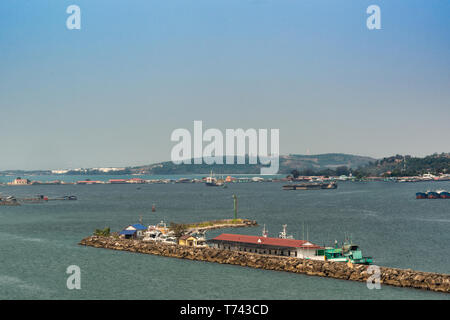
[[168, 222, 188, 239], [93, 227, 110, 237]]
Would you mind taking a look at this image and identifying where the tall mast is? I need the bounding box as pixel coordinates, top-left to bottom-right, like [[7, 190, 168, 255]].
[[262, 224, 268, 237], [302, 221, 305, 240]]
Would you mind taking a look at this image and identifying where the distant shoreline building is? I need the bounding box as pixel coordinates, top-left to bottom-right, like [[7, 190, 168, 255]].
[[8, 177, 31, 185]]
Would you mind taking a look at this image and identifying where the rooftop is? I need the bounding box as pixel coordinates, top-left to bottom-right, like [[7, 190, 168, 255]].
[[212, 233, 323, 249], [131, 224, 146, 230]]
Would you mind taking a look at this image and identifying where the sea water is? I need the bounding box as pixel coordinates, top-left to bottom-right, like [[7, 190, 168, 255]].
[[0, 178, 449, 299]]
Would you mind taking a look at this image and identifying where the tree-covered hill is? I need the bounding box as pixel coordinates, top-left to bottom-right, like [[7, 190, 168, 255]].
[[129, 153, 376, 175], [352, 153, 450, 177]]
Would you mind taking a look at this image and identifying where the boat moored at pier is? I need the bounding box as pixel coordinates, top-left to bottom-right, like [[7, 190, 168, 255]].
[[318, 241, 373, 265]]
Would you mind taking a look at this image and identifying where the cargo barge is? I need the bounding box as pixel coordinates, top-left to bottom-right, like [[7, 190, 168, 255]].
[[0, 201, 20, 206], [416, 190, 450, 199], [283, 182, 337, 190], [0, 194, 77, 204]]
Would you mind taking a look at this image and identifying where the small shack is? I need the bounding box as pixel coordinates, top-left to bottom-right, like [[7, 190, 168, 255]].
[[178, 235, 198, 247], [119, 223, 147, 239]]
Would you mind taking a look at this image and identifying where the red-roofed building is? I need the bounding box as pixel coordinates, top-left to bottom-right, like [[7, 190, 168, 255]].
[[208, 233, 324, 260]]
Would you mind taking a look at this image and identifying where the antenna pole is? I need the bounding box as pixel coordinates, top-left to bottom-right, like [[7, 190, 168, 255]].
[[302, 222, 305, 240], [232, 194, 237, 220]]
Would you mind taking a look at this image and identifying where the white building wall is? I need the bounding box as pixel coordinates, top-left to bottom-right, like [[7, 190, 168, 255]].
[[211, 242, 323, 260], [296, 248, 320, 259]]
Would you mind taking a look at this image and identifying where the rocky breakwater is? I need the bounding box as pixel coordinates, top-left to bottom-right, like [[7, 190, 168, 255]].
[[79, 236, 450, 294], [187, 219, 258, 233]]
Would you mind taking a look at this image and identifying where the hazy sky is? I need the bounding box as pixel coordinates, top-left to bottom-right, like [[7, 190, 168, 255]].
[[1, 0, 449, 170]]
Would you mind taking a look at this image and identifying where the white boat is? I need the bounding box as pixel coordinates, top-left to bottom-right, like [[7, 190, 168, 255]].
[[205, 171, 224, 186], [143, 220, 175, 242]]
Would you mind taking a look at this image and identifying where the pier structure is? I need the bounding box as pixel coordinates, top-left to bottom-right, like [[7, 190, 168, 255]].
[[79, 236, 450, 294]]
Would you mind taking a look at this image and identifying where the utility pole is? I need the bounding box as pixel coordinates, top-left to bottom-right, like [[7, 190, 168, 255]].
[[232, 194, 237, 220]]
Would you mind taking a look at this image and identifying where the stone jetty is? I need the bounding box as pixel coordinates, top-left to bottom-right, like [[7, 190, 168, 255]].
[[79, 236, 450, 294], [185, 219, 258, 233]]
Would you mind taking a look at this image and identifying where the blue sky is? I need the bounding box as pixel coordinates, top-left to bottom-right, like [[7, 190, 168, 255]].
[[1, 0, 449, 170]]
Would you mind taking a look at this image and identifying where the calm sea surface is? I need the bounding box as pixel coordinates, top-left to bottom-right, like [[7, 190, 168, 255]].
[[0, 177, 449, 299]]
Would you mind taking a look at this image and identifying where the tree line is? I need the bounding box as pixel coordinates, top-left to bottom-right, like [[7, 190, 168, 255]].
[[289, 153, 450, 178]]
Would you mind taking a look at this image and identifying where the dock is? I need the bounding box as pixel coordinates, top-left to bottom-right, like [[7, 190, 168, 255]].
[[184, 219, 257, 234]]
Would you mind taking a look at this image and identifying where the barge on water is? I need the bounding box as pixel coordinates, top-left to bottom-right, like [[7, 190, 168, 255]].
[[0, 196, 20, 206], [416, 190, 450, 199], [283, 182, 337, 190]]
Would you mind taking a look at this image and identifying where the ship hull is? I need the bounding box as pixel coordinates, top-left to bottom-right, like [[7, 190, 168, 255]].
[[205, 182, 222, 187], [427, 192, 440, 199], [416, 192, 427, 199]]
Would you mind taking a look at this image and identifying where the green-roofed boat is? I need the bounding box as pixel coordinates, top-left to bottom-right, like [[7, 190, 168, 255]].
[[316, 239, 373, 265]]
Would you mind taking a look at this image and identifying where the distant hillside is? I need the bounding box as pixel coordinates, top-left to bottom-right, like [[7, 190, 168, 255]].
[[129, 153, 376, 175], [3, 153, 447, 177], [281, 154, 375, 171], [353, 153, 450, 177]]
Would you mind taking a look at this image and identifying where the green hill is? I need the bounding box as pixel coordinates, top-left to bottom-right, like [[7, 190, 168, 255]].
[[130, 153, 376, 175], [353, 153, 450, 177]]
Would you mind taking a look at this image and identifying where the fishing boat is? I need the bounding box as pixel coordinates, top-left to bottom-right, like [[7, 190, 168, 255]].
[[341, 241, 373, 265], [317, 239, 373, 265], [205, 171, 224, 187]]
